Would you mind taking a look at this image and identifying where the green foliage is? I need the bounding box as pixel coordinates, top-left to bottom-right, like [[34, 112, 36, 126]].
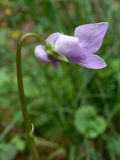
[[10, 135, 26, 152], [0, 0, 120, 159], [74, 106, 107, 138], [0, 143, 17, 160], [0, 136, 25, 160], [106, 134, 120, 159]]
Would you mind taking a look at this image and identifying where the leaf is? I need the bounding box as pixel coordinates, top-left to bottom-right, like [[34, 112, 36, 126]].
[[74, 106, 107, 138], [10, 135, 26, 152], [0, 29, 8, 46], [0, 67, 10, 94], [0, 143, 17, 160], [106, 134, 120, 157], [111, 59, 120, 73]]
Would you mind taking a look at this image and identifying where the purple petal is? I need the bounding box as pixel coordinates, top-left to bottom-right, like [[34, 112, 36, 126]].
[[78, 54, 107, 69], [46, 32, 61, 44], [74, 22, 108, 54], [55, 35, 86, 63], [34, 45, 57, 63]]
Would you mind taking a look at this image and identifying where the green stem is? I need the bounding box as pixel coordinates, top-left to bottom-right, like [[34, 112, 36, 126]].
[[16, 33, 45, 160]]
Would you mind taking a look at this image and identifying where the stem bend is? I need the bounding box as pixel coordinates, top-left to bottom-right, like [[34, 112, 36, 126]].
[[16, 33, 44, 160]]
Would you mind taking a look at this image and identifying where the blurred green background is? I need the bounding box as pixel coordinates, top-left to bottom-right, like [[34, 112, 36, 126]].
[[0, 0, 120, 159]]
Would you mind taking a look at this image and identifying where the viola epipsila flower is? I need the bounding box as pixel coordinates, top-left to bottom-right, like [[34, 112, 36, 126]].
[[34, 22, 108, 69]]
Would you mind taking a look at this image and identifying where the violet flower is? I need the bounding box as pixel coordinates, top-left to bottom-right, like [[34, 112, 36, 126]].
[[34, 22, 108, 69]]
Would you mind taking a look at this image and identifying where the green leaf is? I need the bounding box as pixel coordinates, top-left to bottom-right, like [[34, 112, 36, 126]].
[[74, 106, 107, 138], [0, 143, 17, 160], [106, 134, 120, 157], [111, 59, 120, 73], [10, 135, 26, 151]]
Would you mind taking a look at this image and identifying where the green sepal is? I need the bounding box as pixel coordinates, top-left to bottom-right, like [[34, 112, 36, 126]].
[[51, 51, 68, 62], [46, 43, 68, 63]]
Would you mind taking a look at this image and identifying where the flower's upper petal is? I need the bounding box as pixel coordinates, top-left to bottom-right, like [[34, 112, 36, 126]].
[[46, 32, 61, 44], [34, 45, 57, 63], [55, 35, 86, 64], [78, 54, 107, 69], [74, 22, 108, 54]]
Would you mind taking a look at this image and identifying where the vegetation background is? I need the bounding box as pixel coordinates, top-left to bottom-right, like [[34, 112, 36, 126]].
[[0, 0, 120, 159]]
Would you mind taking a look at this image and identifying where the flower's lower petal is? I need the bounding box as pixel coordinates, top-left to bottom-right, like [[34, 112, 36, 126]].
[[78, 54, 107, 69], [34, 45, 56, 63], [46, 32, 61, 44], [74, 22, 108, 54], [55, 35, 86, 63]]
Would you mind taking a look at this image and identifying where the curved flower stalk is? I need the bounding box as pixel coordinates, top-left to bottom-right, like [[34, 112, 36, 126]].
[[35, 22, 108, 69], [16, 33, 44, 160], [16, 22, 108, 160]]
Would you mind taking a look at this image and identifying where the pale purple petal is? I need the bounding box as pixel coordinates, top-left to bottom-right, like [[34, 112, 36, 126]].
[[74, 22, 108, 54], [55, 35, 86, 63], [34, 45, 57, 63], [46, 32, 61, 44], [78, 54, 107, 69]]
